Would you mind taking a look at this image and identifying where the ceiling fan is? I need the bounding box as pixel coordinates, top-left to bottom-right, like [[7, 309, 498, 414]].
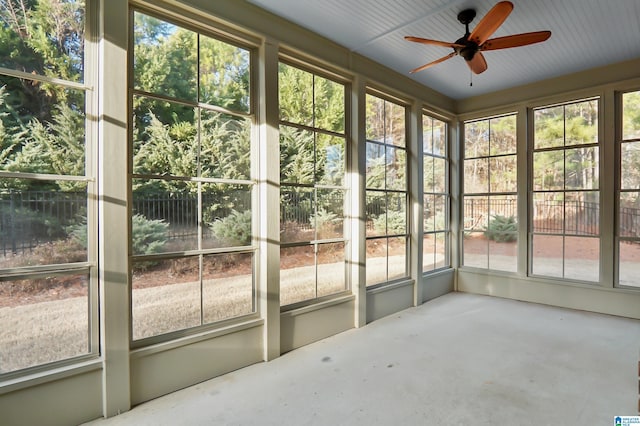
[[405, 1, 551, 75]]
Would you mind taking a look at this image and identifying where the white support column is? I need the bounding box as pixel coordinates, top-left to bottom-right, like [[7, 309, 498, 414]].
[[259, 39, 281, 360], [409, 102, 424, 305], [351, 77, 367, 327], [600, 89, 615, 287], [98, 0, 131, 417], [517, 106, 529, 276], [450, 120, 461, 274]]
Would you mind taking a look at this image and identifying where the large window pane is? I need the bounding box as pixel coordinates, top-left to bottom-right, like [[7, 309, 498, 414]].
[[365, 143, 386, 190], [621, 142, 640, 189], [279, 63, 347, 305], [0, 273, 90, 374], [280, 126, 314, 185], [0, 82, 86, 176], [533, 100, 600, 282], [279, 63, 313, 126], [463, 114, 518, 272], [565, 147, 598, 190], [131, 13, 255, 339], [132, 96, 196, 177], [366, 190, 386, 237], [203, 252, 254, 323], [463, 232, 488, 269], [534, 105, 564, 149], [489, 115, 516, 156], [489, 155, 517, 193], [317, 242, 346, 297], [316, 189, 344, 240], [199, 35, 250, 113], [280, 245, 315, 305], [366, 95, 386, 142], [0, 183, 88, 267], [464, 158, 489, 193], [465, 120, 489, 157], [388, 236, 407, 281], [564, 192, 599, 236], [622, 91, 640, 140], [619, 242, 640, 288], [134, 13, 197, 101], [280, 187, 314, 243], [386, 147, 406, 191], [533, 192, 563, 234], [564, 236, 599, 281], [533, 150, 564, 191], [132, 257, 202, 340], [204, 183, 253, 249], [201, 112, 251, 180], [0, 0, 92, 374], [532, 234, 563, 277], [387, 193, 407, 235], [619, 192, 640, 238], [0, 1, 85, 83], [317, 134, 345, 186], [315, 77, 345, 133], [386, 102, 406, 147], [132, 178, 197, 253], [463, 196, 489, 232], [366, 238, 387, 286], [565, 100, 598, 146]]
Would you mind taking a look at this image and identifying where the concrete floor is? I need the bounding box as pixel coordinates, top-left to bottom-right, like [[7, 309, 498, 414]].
[[86, 293, 640, 425]]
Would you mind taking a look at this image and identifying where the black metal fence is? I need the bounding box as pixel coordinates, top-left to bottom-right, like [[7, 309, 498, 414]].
[[1, 190, 638, 257], [463, 197, 601, 235], [0, 191, 86, 256]]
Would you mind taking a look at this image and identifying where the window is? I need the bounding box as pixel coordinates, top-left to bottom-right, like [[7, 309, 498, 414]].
[[130, 12, 255, 341], [278, 61, 348, 306], [0, 0, 94, 374], [619, 90, 640, 288], [532, 99, 599, 281], [365, 93, 408, 286], [422, 114, 449, 272], [463, 114, 518, 272]]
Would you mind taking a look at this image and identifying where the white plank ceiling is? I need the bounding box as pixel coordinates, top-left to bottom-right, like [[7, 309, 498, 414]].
[[245, 0, 640, 100]]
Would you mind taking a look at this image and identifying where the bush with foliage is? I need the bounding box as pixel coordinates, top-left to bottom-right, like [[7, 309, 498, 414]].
[[210, 209, 252, 246], [310, 208, 340, 237], [373, 210, 406, 235], [131, 214, 169, 255], [484, 215, 517, 242]]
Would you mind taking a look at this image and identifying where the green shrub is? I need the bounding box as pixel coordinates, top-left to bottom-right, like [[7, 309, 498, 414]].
[[485, 215, 517, 242], [132, 214, 169, 255], [373, 210, 406, 235], [310, 208, 339, 234], [210, 209, 252, 246]]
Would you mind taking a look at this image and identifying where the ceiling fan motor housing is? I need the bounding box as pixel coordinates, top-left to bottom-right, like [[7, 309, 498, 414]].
[[459, 42, 479, 61]]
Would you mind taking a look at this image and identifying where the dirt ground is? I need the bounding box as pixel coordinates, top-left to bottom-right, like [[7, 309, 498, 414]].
[[3, 235, 640, 309]]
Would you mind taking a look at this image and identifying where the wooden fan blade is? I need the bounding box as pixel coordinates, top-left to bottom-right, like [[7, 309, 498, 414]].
[[481, 31, 551, 51], [410, 52, 457, 74], [469, 1, 514, 46], [405, 36, 464, 49], [467, 52, 488, 74]]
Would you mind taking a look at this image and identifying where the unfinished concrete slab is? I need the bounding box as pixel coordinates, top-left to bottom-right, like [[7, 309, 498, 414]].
[[85, 293, 640, 425]]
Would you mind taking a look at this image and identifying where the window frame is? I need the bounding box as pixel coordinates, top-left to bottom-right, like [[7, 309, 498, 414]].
[[277, 56, 352, 310], [616, 88, 640, 289], [529, 97, 601, 282], [0, 0, 99, 378], [422, 111, 450, 273], [364, 90, 410, 288], [128, 7, 260, 347], [461, 112, 519, 272]]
